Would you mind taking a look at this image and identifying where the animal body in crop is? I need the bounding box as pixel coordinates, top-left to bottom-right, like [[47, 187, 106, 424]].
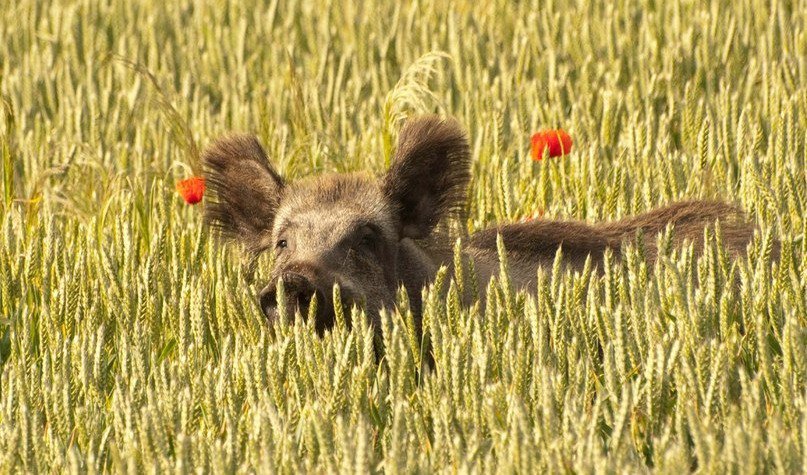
[[203, 116, 757, 334]]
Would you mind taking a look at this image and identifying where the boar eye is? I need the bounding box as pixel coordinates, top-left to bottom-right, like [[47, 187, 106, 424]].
[[360, 234, 374, 247], [357, 226, 379, 252], [276, 239, 287, 249]]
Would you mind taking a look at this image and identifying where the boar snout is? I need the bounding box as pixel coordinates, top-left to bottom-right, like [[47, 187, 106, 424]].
[[259, 272, 333, 333]]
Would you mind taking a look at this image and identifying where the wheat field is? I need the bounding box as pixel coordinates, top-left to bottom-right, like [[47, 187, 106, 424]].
[[1, 0, 807, 472]]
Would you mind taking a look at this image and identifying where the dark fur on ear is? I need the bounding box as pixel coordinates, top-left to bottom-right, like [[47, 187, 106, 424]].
[[203, 134, 284, 252], [383, 115, 471, 238]]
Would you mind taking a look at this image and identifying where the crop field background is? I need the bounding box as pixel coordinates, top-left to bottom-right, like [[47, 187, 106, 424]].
[[2, 0, 807, 472]]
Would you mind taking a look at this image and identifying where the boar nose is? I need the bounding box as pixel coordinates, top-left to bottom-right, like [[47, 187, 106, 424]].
[[259, 273, 323, 321]]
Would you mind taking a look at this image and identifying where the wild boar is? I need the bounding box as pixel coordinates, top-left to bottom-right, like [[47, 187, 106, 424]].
[[203, 115, 757, 334]]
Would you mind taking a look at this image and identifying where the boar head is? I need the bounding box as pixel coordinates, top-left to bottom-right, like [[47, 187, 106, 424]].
[[203, 116, 470, 333]]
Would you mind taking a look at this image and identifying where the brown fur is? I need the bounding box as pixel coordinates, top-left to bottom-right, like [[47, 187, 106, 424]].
[[464, 200, 757, 291], [384, 116, 471, 238], [204, 134, 284, 254], [202, 115, 759, 337]]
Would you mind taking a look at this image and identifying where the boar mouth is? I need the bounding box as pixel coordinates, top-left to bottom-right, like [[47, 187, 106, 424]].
[[259, 281, 363, 335]]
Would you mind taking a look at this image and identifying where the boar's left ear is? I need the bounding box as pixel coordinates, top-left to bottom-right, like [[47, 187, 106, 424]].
[[203, 134, 284, 252], [383, 115, 471, 239]]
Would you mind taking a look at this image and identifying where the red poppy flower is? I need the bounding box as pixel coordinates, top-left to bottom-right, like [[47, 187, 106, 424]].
[[176, 176, 205, 205], [531, 129, 573, 160]]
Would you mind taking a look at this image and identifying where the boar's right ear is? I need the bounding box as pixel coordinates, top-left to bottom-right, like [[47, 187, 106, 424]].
[[203, 134, 284, 252], [383, 115, 471, 239]]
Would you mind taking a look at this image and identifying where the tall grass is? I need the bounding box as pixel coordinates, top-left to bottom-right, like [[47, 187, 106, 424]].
[[1, 0, 806, 472]]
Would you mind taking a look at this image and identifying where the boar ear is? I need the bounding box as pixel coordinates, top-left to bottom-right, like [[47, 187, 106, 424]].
[[383, 115, 471, 238], [203, 134, 284, 251]]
